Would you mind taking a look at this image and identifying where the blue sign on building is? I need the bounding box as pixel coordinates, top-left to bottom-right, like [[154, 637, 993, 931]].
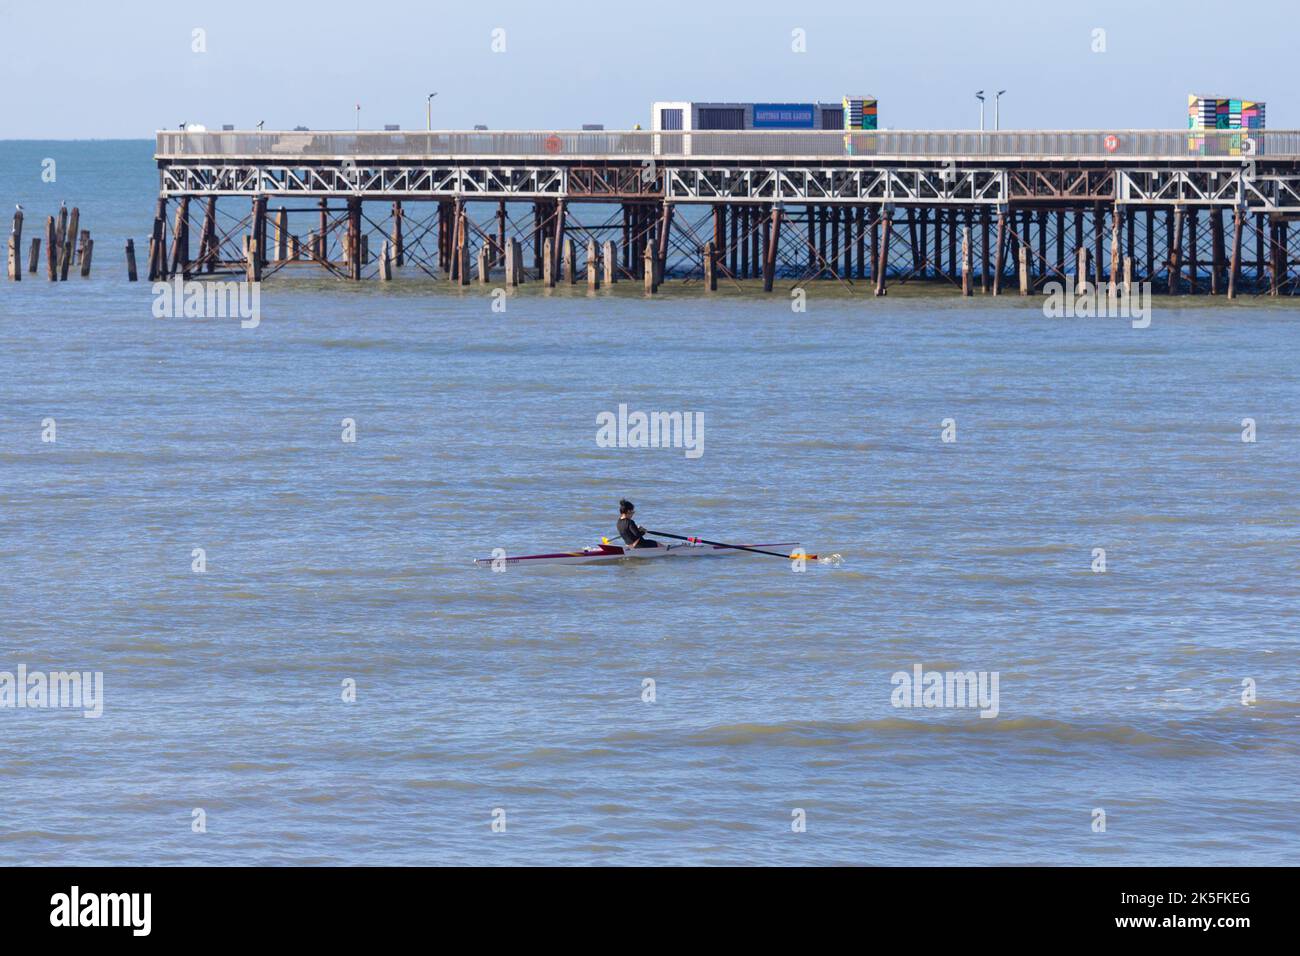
[[752, 103, 816, 129]]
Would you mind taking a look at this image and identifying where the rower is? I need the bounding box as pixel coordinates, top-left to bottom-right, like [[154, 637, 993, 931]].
[[616, 499, 658, 549]]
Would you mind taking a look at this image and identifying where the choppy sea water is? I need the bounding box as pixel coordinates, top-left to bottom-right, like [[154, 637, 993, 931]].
[[1, 141, 1298, 865]]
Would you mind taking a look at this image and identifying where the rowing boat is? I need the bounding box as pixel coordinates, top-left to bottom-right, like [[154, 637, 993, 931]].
[[473, 540, 801, 567]]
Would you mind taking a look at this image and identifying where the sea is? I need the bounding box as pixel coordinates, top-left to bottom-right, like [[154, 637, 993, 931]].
[[1, 140, 1297, 865]]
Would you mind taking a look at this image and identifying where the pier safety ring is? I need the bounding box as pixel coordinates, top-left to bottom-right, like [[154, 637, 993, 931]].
[[1103, 134, 1120, 153]]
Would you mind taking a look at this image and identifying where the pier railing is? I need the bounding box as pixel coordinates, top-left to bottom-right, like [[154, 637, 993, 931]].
[[157, 129, 1300, 161]]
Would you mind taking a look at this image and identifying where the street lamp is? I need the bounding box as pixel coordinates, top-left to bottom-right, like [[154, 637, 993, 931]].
[[426, 92, 438, 131], [994, 90, 1006, 131], [975, 90, 985, 132]]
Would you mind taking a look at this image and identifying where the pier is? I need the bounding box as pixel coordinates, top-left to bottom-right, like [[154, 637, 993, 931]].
[[152, 129, 1300, 296]]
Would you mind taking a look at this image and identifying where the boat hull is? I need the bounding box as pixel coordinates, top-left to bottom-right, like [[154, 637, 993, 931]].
[[473, 541, 800, 567]]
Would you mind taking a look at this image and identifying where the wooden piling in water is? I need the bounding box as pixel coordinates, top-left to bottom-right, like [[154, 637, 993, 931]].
[[1210, 208, 1225, 295], [55, 205, 68, 259], [1227, 207, 1243, 300], [643, 242, 656, 295], [6, 208, 20, 281], [1169, 206, 1184, 294], [875, 207, 893, 297], [603, 240, 616, 286], [60, 207, 79, 280], [477, 244, 489, 283], [168, 200, 189, 277], [199, 197, 217, 273], [392, 201, 404, 268], [47, 217, 60, 281], [962, 226, 972, 297], [991, 210, 1005, 296], [276, 207, 288, 263], [563, 238, 576, 284], [79, 238, 93, 277], [1108, 207, 1121, 297], [28, 237, 40, 274], [552, 199, 567, 285], [125, 238, 138, 281], [765, 205, 782, 293]]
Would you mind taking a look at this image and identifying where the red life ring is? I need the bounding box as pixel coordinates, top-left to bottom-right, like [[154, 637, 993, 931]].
[[1103, 134, 1120, 153], [543, 134, 562, 154]]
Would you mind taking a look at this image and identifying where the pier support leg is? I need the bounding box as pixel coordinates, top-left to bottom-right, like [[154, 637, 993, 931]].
[[275, 206, 288, 265], [704, 240, 717, 291], [1092, 203, 1103, 288], [552, 200, 566, 284], [980, 206, 990, 293], [1210, 208, 1224, 295], [764, 205, 782, 293], [991, 209, 1005, 296], [392, 202, 404, 268], [875, 207, 893, 297], [1169, 206, 1183, 295], [587, 238, 598, 290], [543, 237, 554, 287], [346, 197, 361, 281], [1189, 209, 1200, 294], [1076, 247, 1088, 296], [1227, 207, 1243, 300], [167, 200, 188, 278], [962, 226, 972, 297], [1108, 206, 1121, 298]]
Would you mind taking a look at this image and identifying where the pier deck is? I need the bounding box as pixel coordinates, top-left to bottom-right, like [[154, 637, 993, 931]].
[[151, 130, 1300, 295]]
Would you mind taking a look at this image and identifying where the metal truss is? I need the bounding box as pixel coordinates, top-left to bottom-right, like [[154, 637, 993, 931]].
[[1117, 169, 1242, 205], [663, 166, 1006, 204], [1006, 168, 1115, 201], [159, 164, 567, 198], [1242, 173, 1300, 213], [158, 159, 1300, 215]]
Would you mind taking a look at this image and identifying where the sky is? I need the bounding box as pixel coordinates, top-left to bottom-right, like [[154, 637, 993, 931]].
[[0, 0, 1292, 138]]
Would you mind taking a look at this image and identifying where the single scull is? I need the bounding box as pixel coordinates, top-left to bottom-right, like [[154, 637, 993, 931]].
[[473, 540, 803, 567]]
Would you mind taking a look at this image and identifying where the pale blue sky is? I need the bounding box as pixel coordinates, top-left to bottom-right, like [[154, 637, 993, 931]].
[[0, 0, 1291, 137]]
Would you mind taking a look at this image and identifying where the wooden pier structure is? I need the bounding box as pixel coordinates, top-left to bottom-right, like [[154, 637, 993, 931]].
[[152, 129, 1300, 296]]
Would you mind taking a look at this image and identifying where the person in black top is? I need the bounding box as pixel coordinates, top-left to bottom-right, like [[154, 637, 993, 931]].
[[616, 499, 658, 548]]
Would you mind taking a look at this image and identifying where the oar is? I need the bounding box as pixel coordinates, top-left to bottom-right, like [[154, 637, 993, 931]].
[[645, 530, 814, 560]]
